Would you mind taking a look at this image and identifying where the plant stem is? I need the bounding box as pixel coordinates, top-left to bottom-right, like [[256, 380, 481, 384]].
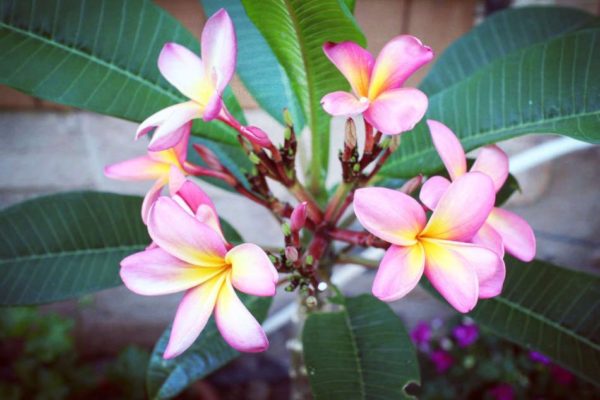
[[335, 254, 379, 268], [327, 228, 389, 249]]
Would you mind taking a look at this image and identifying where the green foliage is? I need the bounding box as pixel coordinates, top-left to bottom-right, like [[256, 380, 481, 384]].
[[241, 0, 366, 191], [0, 192, 149, 306], [201, 0, 305, 129], [423, 258, 600, 385], [381, 8, 600, 178], [413, 317, 598, 399], [303, 294, 420, 399], [0, 0, 249, 179], [0, 307, 152, 400], [146, 295, 272, 400]]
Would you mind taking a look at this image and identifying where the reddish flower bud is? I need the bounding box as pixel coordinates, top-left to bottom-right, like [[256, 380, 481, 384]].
[[290, 202, 308, 232], [284, 246, 298, 262], [192, 143, 223, 171], [399, 174, 423, 194], [240, 125, 272, 148]]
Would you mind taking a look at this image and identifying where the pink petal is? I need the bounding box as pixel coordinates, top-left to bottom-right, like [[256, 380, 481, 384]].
[[158, 42, 207, 102], [372, 244, 425, 302], [202, 88, 223, 122], [321, 91, 370, 116], [323, 41, 374, 97], [354, 187, 426, 246], [475, 256, 506, 299], [472, 222, 504, 257], [486, 208, 536, 262], [148, 197, 227, 267], [422, 239, 498, 313], [368, 35, 434, 98], [471, 145, 509, 192], [148, 102, 202, 152], [120, 248, 225, 295], [422, 172, 495, 242], [214, 276, 269, 353], [168, 166, 187, 195], [363, 88, 428, 135], [141, 178, 166, 224], [173, 122, 191, 164], [239, 126, 272, 148], [420, 175, 451, 210], [201, 9, 236, 95], [427, 120, 467, 180], [164, 273, 226, 359], [104, 155, 169, 181], [226, 243, 278, 296]]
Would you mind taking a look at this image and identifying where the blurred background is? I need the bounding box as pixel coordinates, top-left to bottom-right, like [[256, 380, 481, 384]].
[[1, 0, 599, 398]]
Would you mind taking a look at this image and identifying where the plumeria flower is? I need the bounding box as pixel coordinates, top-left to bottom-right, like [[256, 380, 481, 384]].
[[354, 173, 502, 313], [321, 35, 434, 135], [135, 9, 271, 151], [120, 179, 278, 358], [420, 120, 536, 263], [104, 122, 191, 223]]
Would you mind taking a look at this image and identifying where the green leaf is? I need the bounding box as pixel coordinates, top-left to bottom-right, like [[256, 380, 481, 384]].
[[423, 258, 600, 385], [146, 295, 272, 399], [0, 192, 149, 305], [421, 6, 596, 96], [241, 0, 366, 192], [303, 294, 419, 399], [201, 0, 305, 129], [381, 24, 600, 178], [0, 0, 249, 177]]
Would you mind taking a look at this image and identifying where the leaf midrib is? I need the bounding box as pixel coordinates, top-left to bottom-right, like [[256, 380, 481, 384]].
[[489, 295, 600, 352], [383, 109, 599, 173], [0, 244, 145, 264], [342, 308, 366, 398]]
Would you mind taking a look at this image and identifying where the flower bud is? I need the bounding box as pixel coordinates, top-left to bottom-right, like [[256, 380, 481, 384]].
[[399, 175, 423, 194], [389, 135, 401, 152], [248, 152, 261, 165], [240, 125, 272, 148], [283, 108, 293, 127], [284, 246, 298, 262], [290, 201, 308, 232], [192, 143, 222, 171], [344, 118, 357, 149], [281, 222, 292, 237]]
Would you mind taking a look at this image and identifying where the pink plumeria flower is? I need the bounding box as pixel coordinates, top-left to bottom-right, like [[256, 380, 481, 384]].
[[354, 173, 503, 313], [104, 122, 191, 223], [136, 9, 241, 151], [120, 180, 278, 358], [321, 35, 434, 135], [420, 120, 536, 263]]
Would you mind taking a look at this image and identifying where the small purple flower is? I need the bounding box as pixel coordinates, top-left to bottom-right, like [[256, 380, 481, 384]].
[[529, 351, 550, 365], [487, 383, 515, 400], [452, 323, 479, 348], [430, 349, 453, 373], [410, 321, 432, 346]]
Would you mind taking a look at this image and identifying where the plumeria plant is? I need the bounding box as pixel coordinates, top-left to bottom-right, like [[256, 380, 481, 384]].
[[1, 1, 599, 398]]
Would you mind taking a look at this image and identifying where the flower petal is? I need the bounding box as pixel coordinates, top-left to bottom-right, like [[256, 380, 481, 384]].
[[323, 41, 374, 97], [120, 248, 225, 295], [202, 90, 223, 122], [149, 102, 202, 152], [321, 91, 370, 116], [201, 9, 236, 94], [368, 35, 434, 98], [148, 197, 227, 267], [372, 244, 425, 302], [420, 175, 451, 210], [422, 172, 495, 241], [422, 239, 499, 312], [215, 276, 269, 352], [158, 42, 207, 102], [472, 222, 504, 257], [427, 120, 467, 180], [354, 187, 426, 246], [363, 88, 428, 135], [164, 273, 226, 359], [226, 243, 278, 296], [168, 166, 187, 196], [104, 156, 169, 181], [141, 178, 166, 224], [471, 145, 509, 192], [486, 208, 536, 262]]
